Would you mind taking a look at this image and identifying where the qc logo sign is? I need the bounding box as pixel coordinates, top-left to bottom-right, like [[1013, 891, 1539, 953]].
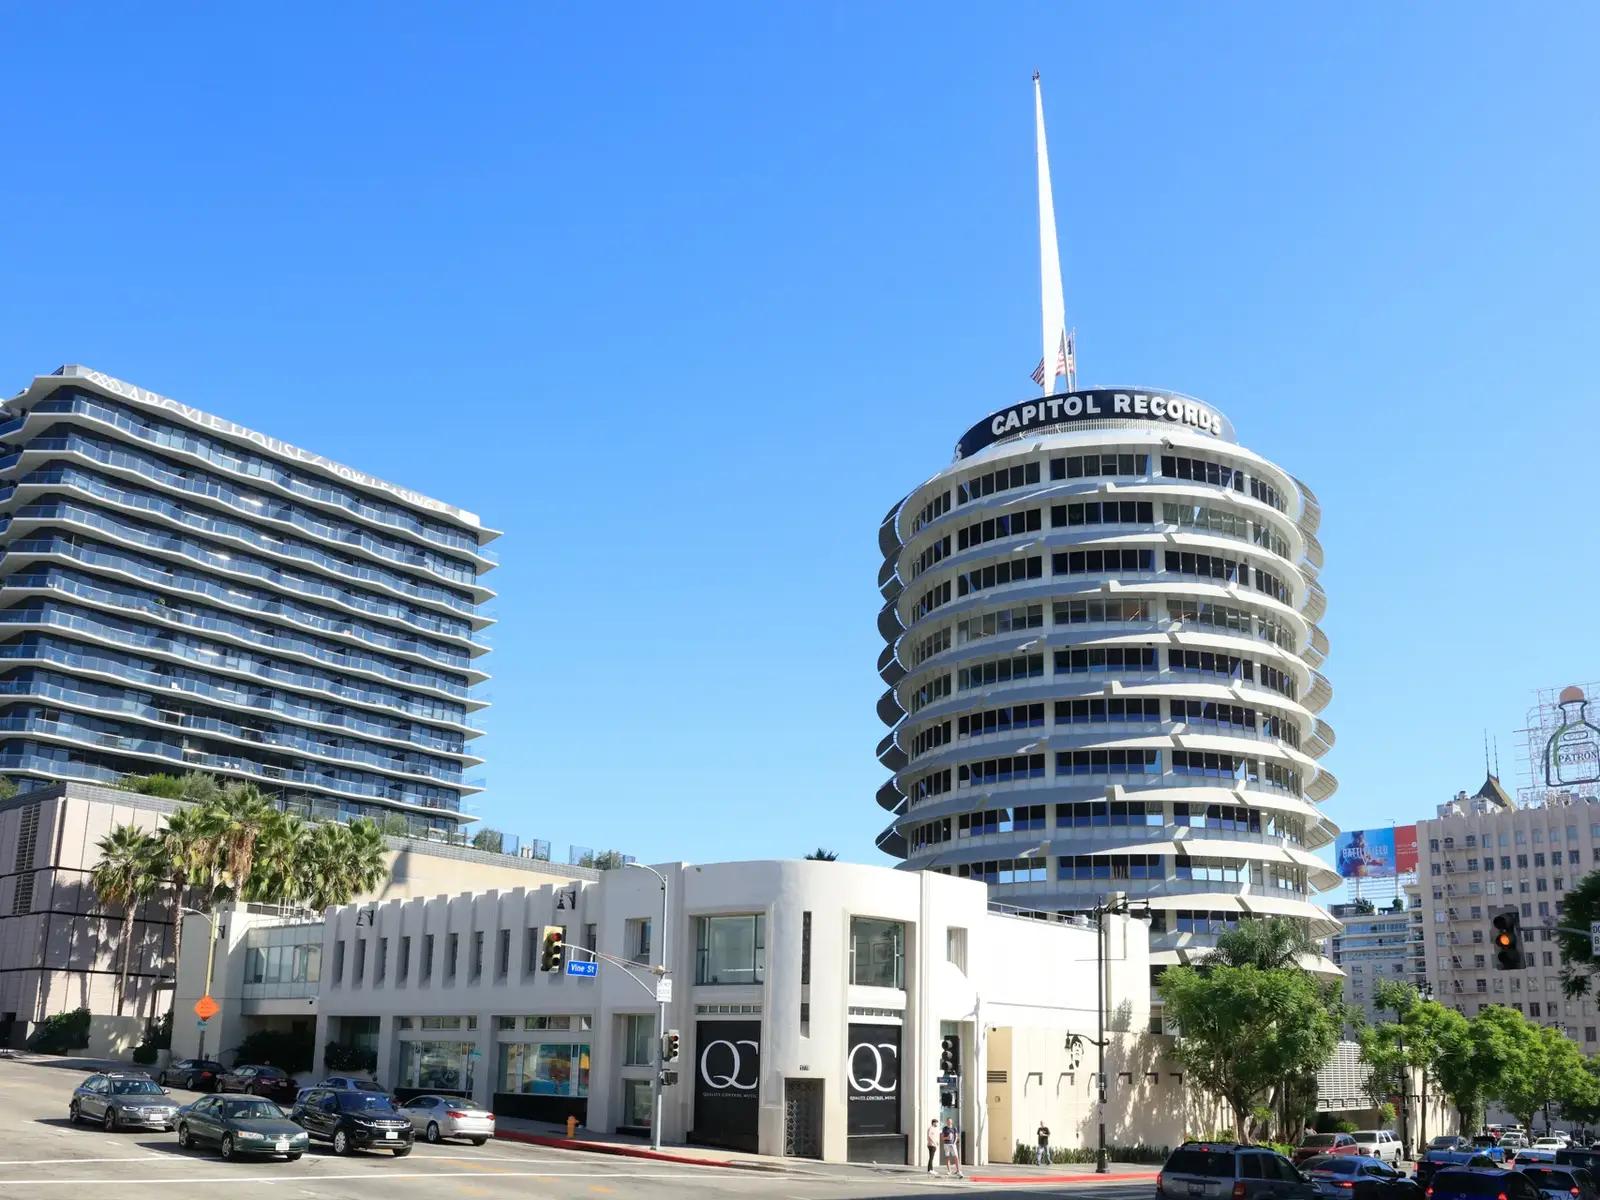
[[847, 1022, 902, 1135], [699, 1037, 759, 1090]]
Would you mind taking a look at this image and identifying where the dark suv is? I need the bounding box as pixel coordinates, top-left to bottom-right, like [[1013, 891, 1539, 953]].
[[1159, 1141, 1318, 1200], [291, 1087, 413, 1156]]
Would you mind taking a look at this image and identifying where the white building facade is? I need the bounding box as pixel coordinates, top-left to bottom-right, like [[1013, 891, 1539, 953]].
[[874, 391, 1341, 980], [176, 859, 1224, 1165]]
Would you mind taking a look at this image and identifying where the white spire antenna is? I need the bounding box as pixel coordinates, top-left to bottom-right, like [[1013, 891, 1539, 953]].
[[1032, 71, 1074, 394]]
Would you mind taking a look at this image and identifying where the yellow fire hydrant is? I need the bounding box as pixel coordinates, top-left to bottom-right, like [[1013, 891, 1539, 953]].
[[566, 1115, 580, 1139]]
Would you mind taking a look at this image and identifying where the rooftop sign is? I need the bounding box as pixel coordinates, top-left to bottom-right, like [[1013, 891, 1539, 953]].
[[955, 389, 1234, 460]]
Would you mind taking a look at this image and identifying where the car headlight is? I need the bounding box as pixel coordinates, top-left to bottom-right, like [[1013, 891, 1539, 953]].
[[238, 1131, 266, 1140]]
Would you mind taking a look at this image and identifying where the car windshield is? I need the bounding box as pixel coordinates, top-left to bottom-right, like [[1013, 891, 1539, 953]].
[[1433, 1138, 1464, 1149], [111, 1079, 164, 1096], [1305, 1157, 1360, 1174], [222, 1100, 285, 1120], [1354, 1133, 1382, 1142], [1165, 1150, 1236, 1178], [352, 1081, 385, 1091], [340, 1093, 399, 1112], [1303, 1135, 1340, 1147], [252, 1067, 287, 1079], [1434, 1172, 1514, 1195]]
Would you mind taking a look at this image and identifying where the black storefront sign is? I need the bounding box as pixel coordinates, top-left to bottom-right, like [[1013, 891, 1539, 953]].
[[846, 1023, 901, 1135], [691, 1019, 760, 1153]]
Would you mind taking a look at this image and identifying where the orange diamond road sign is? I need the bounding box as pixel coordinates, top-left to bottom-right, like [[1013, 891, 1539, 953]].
[[193, 995, 219, 1022]]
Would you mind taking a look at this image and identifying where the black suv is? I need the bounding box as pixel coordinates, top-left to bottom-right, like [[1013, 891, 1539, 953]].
[[1159, 1141, 1319, 1200], [291, 1087, 413, 1156]]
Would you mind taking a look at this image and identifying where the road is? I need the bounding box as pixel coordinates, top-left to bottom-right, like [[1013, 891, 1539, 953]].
[[0, 1056, 1157, 1200]]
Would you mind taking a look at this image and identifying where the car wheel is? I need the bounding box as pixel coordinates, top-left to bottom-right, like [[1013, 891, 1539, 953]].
[[393, 1146, 411, 1158], [470, 1137, 487, 1147], [332, 1130, 350, 1155], [177, 1123, 191, 1149], [286, 1153, 302, 1162], [68, 1101, 80, 1125], [426, 1122, 441, 1144], [221, 1135, 235, 1160], [102, 1108, 117, 1131]]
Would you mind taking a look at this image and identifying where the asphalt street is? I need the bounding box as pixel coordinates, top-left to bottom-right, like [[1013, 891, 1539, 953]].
[[0, 1056, 1157, 1200]]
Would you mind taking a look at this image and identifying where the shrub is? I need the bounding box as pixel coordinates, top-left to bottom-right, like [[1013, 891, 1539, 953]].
[[323, 1041, 377, 1073], [1012, 1142, 1170, 1164], [233, 1028, 314, 1074], [27, 1007, 91, 1054], [132, 1043, 158, 1065]]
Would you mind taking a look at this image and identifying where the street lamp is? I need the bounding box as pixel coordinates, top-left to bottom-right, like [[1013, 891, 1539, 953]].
[[182, 906, 220, 1060], [622, 862, 670, 1152], [1091, 896, 1153, 1173]]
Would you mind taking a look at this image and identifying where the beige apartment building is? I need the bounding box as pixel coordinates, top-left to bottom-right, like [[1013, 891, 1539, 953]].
[[0, 781, 591, 1053], [1406, 773, 1600, 1051]]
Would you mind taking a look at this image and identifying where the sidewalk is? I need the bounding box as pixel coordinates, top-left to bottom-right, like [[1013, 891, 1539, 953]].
[[494, 1116, 1159, 1182]]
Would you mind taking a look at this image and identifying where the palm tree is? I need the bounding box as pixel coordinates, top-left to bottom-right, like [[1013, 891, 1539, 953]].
[[298, 819, 389, 913], [804, 848, 839, 861], [245, 809, 310, 907], [91, 825, 161, 1015], [1207, 916, 1317, 970], [153, 804, 212, 1024], [198, 781, 278, 899]]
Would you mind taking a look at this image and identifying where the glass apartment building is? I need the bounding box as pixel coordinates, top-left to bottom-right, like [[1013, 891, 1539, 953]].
[[875, 388, 1340, 971], [0, 366, 494, 834]]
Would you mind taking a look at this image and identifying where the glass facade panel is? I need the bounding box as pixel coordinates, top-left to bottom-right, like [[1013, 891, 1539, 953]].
[[399, 1040, 475, 1092], [496, 1042, 591, 1096], [850, 917, 905, 988], [695, 915, 765, 985]]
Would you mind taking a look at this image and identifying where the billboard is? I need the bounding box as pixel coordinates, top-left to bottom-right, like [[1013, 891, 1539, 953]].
[[1545, 687, 1600, 788], [1335, 826, 1418, 879]]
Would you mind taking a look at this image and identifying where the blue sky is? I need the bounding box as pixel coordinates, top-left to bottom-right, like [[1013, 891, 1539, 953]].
[[3, 5, 1597, 876]]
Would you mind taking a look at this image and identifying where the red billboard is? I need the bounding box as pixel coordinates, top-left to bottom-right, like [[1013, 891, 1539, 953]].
[[1394, 824, 1418, 875]]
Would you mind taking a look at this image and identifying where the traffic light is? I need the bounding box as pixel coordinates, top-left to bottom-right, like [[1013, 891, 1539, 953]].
[[1491, 908, 1526, 970], [540, 925, 565, 972], [662, 1030, 680, 1064], [939, 1034, 961, 1078]]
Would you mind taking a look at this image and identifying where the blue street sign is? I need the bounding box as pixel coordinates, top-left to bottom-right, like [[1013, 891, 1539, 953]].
[[566, 960, 598, 977]]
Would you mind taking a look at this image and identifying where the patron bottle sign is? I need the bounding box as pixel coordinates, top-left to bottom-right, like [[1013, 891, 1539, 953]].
[[1547, 687, 1600, 787]]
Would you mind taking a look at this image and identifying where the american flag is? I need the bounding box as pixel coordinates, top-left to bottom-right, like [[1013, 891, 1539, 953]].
[[1032, 331, 1074, 388]]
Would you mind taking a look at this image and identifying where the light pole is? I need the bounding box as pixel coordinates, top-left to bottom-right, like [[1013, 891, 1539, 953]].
[[623, 862, 670, 1152], [1416, 980, 1434, 1160], [1092, 896, 1152, 1173], [183, 906, 219, 1060]]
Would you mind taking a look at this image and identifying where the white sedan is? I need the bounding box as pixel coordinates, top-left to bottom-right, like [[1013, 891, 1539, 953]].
[[399, 1095, 495, 1145]]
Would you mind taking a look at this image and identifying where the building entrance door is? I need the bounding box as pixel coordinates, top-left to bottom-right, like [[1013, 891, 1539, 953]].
[[783, 1078, 823, 1159]]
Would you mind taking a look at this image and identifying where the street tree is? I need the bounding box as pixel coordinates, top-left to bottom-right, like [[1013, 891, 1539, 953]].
[[1474, 1005, 1542, 1129], [1556, 869, 1600, 998], [1159, 962, 1344, 1142], [91, 825, 162, 1016], [152, 804, 213, 1026]]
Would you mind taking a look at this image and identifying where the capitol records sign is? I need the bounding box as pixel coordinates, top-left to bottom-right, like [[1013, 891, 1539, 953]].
[[846, 1023, 901, 1135]]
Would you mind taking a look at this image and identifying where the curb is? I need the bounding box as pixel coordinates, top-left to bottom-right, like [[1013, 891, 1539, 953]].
[[493, 1128, 786, 1173], [969, 1170, 1160, 1184]]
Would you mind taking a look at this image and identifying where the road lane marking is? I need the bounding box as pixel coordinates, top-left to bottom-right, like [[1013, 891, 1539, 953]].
[[0, 1169, 699, 1185], [0, 1156, 161, 1165]]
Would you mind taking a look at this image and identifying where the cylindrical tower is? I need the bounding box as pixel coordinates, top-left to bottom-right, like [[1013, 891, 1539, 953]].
[[875, 388, 1340, 975]]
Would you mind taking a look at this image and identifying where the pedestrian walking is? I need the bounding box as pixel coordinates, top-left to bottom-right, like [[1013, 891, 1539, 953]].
[[941, 1117, 963, 1178], [926, 1119, 939, 1173], [1036, 1120, 1051, 1165]]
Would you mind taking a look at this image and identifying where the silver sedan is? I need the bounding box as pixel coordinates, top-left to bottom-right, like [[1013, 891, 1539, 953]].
[[398, 1095, 495, 1145]]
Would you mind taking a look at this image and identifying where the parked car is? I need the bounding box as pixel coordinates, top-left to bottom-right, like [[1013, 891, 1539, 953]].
[[1516, 1164, 1599, 1200], [1537, 1141, 1570, 1153], [1419, 1142, 1513, 1185], [291, 1087, 413, 1156], [294, 1076, 388, 1105], [1504, 1136, 1532, 1152], [1353, 1132, 1405, 1164], [1428, 1168, 1543, 1200], [1296, 1135, 1362, 1165], [1300, 1154, 1423, 1200], [159, 1059, 227, 1092], [1157, 1141, 1317, 1200], [398, 1095, 494, 1145], [1431, 1138, 1471, 1153], [69, 1071, 180, 1131], [216, 1064, 299, 1103], [175, 1095, 310, 1161]]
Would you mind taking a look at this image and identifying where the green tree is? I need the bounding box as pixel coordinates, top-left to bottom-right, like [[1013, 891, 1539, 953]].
[[1473, 1005, 1541, 1128], [91, 824, 162, 1016], [804, 848, 839, 861], [197, 782, 278, 898], [1208, 916, 1318, 970], [297, 819, 388, 912], [152, 804, 213, 1025], [471, 828, 505, 853], [245, 809, 311, 906], [1557, 868, 1600, 998], [1159, 962, 1344, 1141], [1495, 1019, 1596, 1132]]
